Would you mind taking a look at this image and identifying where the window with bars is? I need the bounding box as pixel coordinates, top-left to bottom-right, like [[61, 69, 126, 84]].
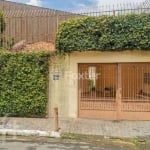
[[79, 64, 116, 99], [121, 63, 150, 100]]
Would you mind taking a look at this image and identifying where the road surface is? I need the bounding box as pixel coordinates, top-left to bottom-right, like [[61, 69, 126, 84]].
[[0, 141, 131, 150]]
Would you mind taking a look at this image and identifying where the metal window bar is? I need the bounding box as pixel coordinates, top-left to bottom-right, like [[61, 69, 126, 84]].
[[122, 63, 150, 102], [79, 64, 117, 111]]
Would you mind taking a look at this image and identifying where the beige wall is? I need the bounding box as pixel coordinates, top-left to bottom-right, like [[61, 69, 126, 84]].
[[49, 50, 150, 118]]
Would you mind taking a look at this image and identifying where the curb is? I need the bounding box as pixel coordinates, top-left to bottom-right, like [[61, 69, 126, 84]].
[[0, 129, 60, 138]]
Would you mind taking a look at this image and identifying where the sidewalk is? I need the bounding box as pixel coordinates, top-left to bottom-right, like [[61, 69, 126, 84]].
[[0, 117, 150, 138]]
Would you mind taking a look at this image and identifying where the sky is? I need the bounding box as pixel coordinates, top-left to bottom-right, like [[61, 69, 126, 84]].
[[8, 0, 145, 11]]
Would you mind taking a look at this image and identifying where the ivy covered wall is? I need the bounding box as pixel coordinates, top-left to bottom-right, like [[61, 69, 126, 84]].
[[0, 50, 50, 117], [56, 13, 150, 53]]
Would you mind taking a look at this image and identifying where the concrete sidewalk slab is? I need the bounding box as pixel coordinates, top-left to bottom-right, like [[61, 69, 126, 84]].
[[0, 117, 150, 138]]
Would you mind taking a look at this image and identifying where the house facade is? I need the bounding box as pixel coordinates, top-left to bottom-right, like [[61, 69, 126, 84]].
[[1, 1, 150, 121], [49, 50, 150, 120]]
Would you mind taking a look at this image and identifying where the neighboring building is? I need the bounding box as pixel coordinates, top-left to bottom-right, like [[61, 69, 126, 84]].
[[0, 0, 79, 44]]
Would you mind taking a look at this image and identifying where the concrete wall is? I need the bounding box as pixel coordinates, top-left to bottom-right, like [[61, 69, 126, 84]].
[[48, 50, 150, 118]]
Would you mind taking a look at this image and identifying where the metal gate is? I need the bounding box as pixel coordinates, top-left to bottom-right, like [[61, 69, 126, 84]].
[[78, 63, 150, 120]]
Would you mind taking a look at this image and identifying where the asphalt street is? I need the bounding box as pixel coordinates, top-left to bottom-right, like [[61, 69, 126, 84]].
[[0, 141, 130, 150]]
